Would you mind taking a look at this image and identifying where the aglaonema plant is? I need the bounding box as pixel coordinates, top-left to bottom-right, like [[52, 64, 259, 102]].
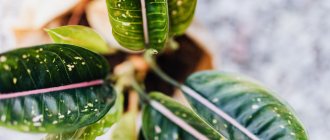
[[0, 0, 308, 140], [0, 44, 116, 133]]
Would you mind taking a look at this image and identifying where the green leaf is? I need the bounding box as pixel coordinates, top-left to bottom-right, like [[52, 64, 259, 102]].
[[184, 71, 308, 140], [46, 25, 115, 54], [142, 92, 226, 140], [45, 90, 124, 140], [111, 92, 138, 140], [0, 44, 116, 133], [106, 0, 169, 51], [111, 102, 138, 140], [168, 0, 197, 35], [138, 130, 146, 140]]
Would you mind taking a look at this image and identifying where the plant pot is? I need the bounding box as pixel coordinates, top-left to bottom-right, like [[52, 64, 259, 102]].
[[144, 33, 214, 95]]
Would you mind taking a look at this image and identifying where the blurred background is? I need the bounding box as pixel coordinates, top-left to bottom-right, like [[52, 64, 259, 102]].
[[197, 1, 329, 140], [0, 0, 328, 139]]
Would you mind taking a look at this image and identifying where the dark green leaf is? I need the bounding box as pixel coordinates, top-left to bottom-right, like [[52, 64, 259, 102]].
[[46, 25, 115, 54], [106, 0, 169, 51], [138, 130, 146, 140], [45, 89, 124, 139], [142, 92, 226, 140], [0, 44, 116, 133], [184, 71, 308, 140], [168, 0, 197, 35]]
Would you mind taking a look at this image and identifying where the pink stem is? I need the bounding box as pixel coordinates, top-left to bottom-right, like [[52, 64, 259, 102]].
[[0, 80, 104, 100]]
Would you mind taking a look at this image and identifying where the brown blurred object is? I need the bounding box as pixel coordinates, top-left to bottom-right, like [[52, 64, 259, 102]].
[[13, 19, 63, 47], [13, 0, 79, 30], [68, 0, 90, 25], [12, 0, 80, 48]]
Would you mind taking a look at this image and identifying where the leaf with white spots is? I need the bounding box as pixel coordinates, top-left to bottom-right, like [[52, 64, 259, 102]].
[[168, 0, 197, 35], [106, 0, 169, 51], [183, 71, 308, 140], [142, 92, 226, 140], [0, 44, 116, 133], [45, 90, 124, 140], [46, 25, 116, 54]]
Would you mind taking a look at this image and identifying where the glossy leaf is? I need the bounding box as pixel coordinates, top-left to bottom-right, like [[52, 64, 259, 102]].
[[106, 0, 169, 51], [142, 92, 226, 140], [184, 71, 308, 140], [168, 0, 197, 35], [46, 25, 115, 54], [45, 90, 124, 140], [0, 44, 116, 133]]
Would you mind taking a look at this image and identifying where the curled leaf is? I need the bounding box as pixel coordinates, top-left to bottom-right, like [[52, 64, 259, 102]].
[[0, 44, 116, 133], [142, 92, 226, 140], [46, 25, 115, 54], [106, 0, 169, 51], [183, 71, 308, 140], [168, 0, 197, 35], [86, 0, 124, 50]]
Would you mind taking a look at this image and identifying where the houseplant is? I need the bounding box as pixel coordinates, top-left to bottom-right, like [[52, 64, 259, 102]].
[[0, 0, 308, 139]]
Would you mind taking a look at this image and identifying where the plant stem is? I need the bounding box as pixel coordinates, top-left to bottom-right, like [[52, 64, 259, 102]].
[[113, 60, 150, 104], [114, 81, 124, 97], [144, 49, 181, 87], [131, 77, 150, 104]]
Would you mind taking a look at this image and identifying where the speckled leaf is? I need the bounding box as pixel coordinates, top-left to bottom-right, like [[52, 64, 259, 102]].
[[142, 92, 225, 140], [0, 44, 116, 133], [46, 25, 115, 54], [184, 71, 308, 140], [168, 0, 197, 35], [106, 0, 169, 51], [45, 90, 124, 140]]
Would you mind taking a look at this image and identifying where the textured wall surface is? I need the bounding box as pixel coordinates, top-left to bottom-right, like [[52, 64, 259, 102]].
[[0, 0, 328, 139]]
